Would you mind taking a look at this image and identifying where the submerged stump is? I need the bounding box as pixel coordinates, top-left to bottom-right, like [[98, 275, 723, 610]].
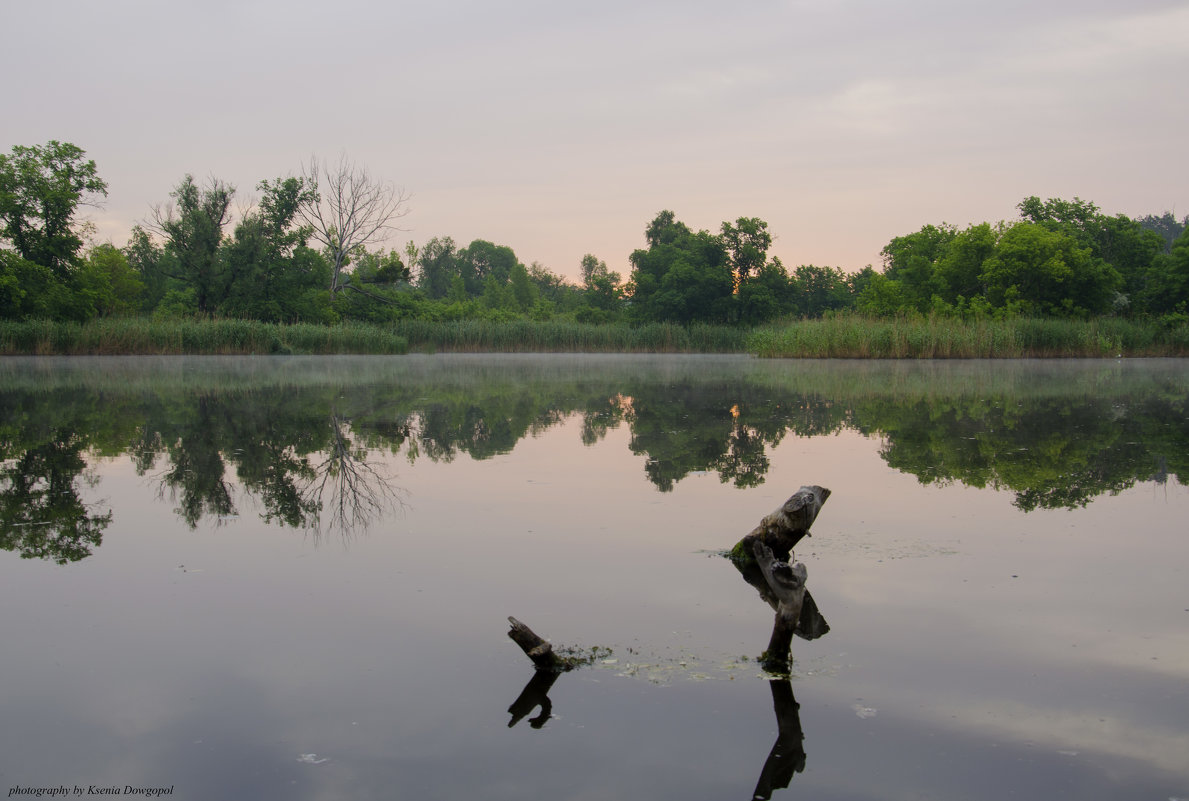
[[505, 616, 611, 729], [730, 485, 831, 652], [753, 540, 808, 672], [730, 485, 830, 567], [507, 616, 568, 672]]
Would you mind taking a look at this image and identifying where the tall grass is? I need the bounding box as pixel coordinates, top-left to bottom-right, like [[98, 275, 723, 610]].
[[391, 319, 748, 353], [747, 315, 1189, 358], [0, 318, 409, 355], [4, 315, 1187, 357], [0, 318, 747, 356]]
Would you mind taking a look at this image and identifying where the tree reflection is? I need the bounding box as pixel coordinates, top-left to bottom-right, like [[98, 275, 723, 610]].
[[0, 435, 111, 564], [752, 679, 806, 801], [137, 399, 403, 538], [623, 381, 787, 491], [1, 358, 1186, 565], [863, 392, 1189, 511], [302, 413, 406, 539], [155, 396, 237, 527], [0, 384, 128, 565]]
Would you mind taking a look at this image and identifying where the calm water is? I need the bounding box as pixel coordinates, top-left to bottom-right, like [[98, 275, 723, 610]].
[[1, 355, 1186, 800]]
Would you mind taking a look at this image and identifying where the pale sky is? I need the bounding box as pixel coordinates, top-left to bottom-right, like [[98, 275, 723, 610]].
[[4, 0, 1187, 283]]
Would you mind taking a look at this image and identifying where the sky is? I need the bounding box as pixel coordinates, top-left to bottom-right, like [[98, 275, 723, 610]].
[[4, 0, 1188, 283]]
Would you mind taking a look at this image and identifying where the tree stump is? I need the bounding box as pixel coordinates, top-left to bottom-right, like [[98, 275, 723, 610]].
[[729, 486, 830, 647], [507, 616, 568, 672], [752, 540, 808, 672], [730, 485, 830, 566]]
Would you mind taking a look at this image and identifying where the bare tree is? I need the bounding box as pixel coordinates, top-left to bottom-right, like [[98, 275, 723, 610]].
[[299, 154, 411, 294]]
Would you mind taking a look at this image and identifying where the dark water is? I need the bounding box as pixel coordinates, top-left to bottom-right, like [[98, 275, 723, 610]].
[[1, 355, 1186, 800]]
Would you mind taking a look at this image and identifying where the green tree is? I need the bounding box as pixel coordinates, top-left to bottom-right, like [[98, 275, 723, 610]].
[[880, 223, 956, 312], [721, 217, 773, 285], [1141, 225, 1189, 315], [737, 258, 792, 324], [856, 270, 907, 316], [0, 251, 68, 319], [979, 222, 1120, 317], [79, 244, 144, 317], [457, 239, 519, 296], [415, 236, 458, 299], [627, 211, 734, 324], [353, 247, 410, 286], [124, 225, 170, 312], [580, 253, 607, 287], [527, 261, 580, 317], [330, 246, 416, 321], [509, 261, 536, 311], [1018, 196, 1162, 314], [579, 253, 622, 314], [1138, 212, 1188, 254], [151, 175, 235, 314], [1168, 226, 1189, 308], [0, 141, 108, 277], [789, 264, 850, 318], [645, 209, 689, 247], [480, 274, 516, 313], [845, 266, 877, 299], [935, 223, 997, 307], [220, 177, 332, 323]]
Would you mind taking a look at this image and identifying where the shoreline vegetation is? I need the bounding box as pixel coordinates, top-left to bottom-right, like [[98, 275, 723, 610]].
[[2, 316, 1187, 358], [5, 141, 1189, 361]]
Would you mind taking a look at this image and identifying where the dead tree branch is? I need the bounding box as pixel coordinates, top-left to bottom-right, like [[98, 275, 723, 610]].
[[299, 154, 411, 294]]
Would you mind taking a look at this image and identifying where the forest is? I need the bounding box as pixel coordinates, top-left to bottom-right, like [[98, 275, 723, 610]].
[[2, 140, 1188, 333]]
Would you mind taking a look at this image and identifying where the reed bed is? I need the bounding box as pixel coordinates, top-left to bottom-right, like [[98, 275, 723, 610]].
[[0, 318, 746, 356], [391, 319, 748, 353], [0, 318, 409, 355], [746, 316, 1189, 358], [4, 316, 1186, 358]]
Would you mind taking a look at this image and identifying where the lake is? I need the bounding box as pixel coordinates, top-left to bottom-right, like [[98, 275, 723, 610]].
[[1, 354, 1186, 800]]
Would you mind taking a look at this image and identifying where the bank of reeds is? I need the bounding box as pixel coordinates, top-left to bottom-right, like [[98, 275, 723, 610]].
[[0, 318, 410, 355], [5, 316, 1187, 358], [392, 319, 748, 352], [747, 315, 1189, 358], [0, 318, 746, 355]]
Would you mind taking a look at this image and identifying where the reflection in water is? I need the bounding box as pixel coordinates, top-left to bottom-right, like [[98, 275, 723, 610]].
[[500, 488, 831, 800], [302, 413, 407, 540], [752, 679, 806, 801], [506, 670, 559, 730], [136, 402, 402, 538], [0, 435, 111, 564], [1, 356, 1186, 563]]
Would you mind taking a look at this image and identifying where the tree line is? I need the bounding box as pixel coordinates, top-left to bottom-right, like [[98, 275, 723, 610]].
[[3, 140, 1187, 327]]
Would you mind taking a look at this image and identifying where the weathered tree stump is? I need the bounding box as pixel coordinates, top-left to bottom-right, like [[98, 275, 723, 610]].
[[753, 540, 808, 671], [730, 485, 830, 566], [729, 486, 831, 648], [506, 617, 600, 729], [507, 616, 568, 672]]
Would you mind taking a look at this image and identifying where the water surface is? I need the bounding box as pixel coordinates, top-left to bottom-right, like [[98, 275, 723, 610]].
[[1, 355, 1186, 800]]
